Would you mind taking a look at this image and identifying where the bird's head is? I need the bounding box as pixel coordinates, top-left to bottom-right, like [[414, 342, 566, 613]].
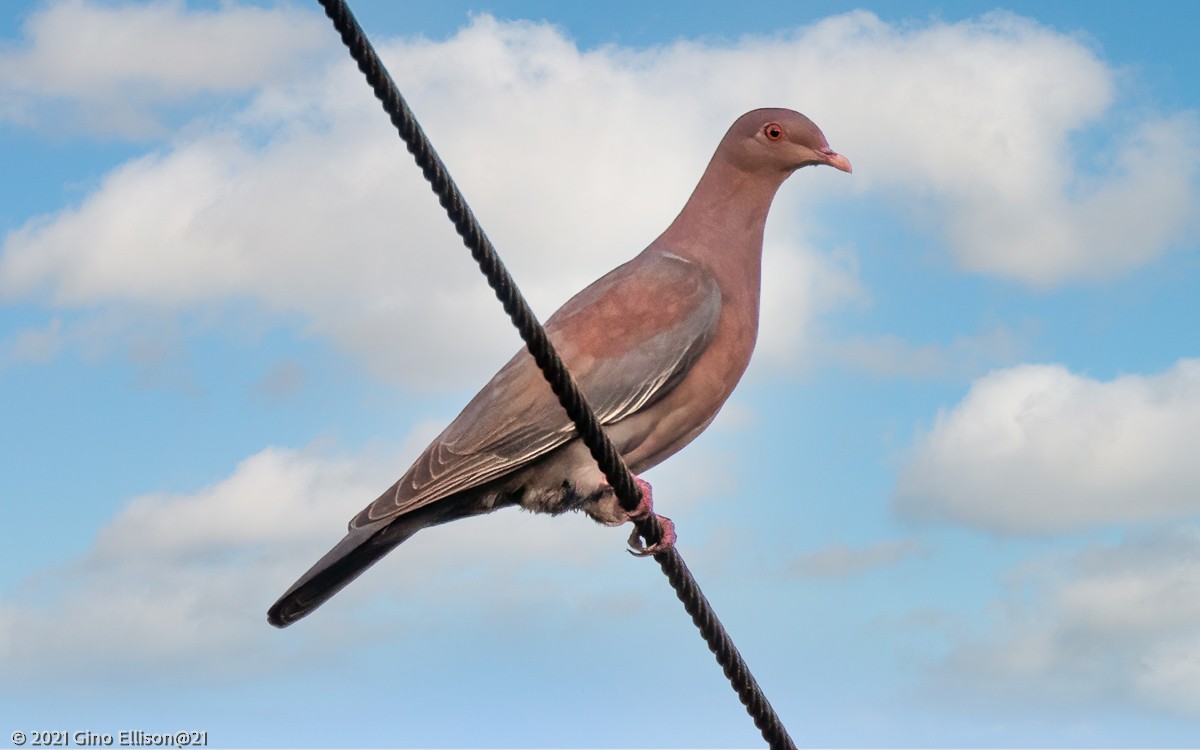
[[725, 108, 852, 175]]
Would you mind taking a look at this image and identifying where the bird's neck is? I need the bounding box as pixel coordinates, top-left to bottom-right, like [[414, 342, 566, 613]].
[[652, 156, 791, 305]]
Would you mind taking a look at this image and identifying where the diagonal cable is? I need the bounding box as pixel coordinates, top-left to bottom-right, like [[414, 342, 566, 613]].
[[314, 2, 797, 748]]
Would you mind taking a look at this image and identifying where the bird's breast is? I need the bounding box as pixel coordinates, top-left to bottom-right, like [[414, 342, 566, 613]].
[[619, 304, 758, 473]]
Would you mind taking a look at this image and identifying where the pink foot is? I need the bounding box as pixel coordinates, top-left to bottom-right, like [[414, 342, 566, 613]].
[[625, 476, 677, 557]]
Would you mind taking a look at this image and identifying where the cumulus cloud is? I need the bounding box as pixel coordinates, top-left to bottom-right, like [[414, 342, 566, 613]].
[[2, 8, 1197, 386], [0, 12, 861, 384], [0, 446, 384, 678], [0, 439, 647, 679], [940, 526, 1200, 716], [895, 359, 1200, 534], [0, 0, 330, 136], [0, 426, 748, 679], [787, 538, 928, 578], [811, 12, 1200, 285], [939, 112, 1200, 285]]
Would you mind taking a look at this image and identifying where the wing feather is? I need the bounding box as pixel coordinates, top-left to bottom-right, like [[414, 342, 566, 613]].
[[352, 251, 721, 527]]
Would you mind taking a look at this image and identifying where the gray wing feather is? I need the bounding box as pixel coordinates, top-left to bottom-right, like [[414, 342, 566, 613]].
[[353, 252, 721, 527]]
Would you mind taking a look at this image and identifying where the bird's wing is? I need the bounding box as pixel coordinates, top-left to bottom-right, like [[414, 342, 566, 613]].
[[352, 251, 721, 527]]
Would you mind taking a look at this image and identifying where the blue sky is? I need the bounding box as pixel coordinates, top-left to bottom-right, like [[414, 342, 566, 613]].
[[3, 0, 1200, 747]]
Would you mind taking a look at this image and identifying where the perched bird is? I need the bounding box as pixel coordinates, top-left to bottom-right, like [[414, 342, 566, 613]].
[[268, 108, 851, 627]]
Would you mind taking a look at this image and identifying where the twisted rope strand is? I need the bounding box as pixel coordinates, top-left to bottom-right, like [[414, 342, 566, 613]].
[[315, 2, 796, 748]]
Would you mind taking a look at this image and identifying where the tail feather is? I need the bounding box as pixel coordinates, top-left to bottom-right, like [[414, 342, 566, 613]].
[[267, 515, 422, 628]]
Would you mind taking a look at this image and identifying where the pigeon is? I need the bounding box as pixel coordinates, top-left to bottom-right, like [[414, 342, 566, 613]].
[[268, 108, 851, 627]]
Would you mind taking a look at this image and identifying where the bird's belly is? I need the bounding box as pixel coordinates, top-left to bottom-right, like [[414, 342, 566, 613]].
[[501, 439, 609, 515], [499, 398, 722, 525]]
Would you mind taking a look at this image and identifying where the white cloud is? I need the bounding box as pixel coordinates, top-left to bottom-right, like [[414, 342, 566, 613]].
[[757, 234, 865, 370], [941, 526, 1200, 716], [787, 538, 928, 578], [0, 13, 862, 385], [895, 359, 1200, 534], [810, 12, 1200, 285], [0, 0, 330, 136], [90, 447, 369, 560], [0, 445, 388, 678], [2, 9, 1197, 385], [1, 434, 722, 679], [938, 112, 1200, 285]]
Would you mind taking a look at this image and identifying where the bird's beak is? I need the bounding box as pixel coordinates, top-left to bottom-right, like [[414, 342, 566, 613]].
[[820, 148, 853, 174]]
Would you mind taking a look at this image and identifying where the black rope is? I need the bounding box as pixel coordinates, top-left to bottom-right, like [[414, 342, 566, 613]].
[[315, 2, 797, 748]]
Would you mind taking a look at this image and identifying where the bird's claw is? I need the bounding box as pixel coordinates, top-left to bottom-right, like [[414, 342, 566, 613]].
[[627, 513, 676, 557], [619, 476, 677, 556]]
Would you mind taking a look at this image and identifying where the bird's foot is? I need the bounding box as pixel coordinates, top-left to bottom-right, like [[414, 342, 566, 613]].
[[625, 476, 677, 557]]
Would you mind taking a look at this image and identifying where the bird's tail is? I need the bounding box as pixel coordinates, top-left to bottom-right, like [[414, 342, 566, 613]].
[[267, 511, 428, 628]]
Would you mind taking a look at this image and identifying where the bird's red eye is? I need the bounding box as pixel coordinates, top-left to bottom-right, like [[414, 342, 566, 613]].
[[764, 123, 783, 141]]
